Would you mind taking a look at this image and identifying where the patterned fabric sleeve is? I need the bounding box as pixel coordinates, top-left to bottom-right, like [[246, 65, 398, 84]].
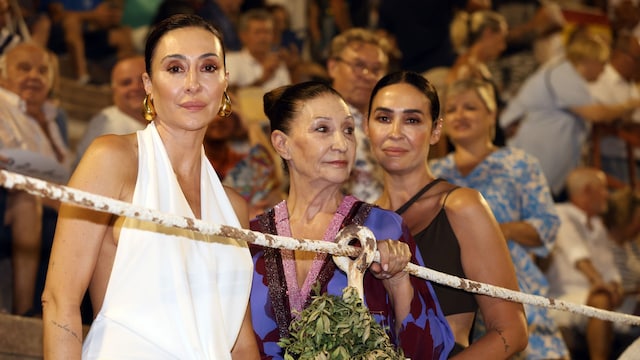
[[513, 150, 560, 257]]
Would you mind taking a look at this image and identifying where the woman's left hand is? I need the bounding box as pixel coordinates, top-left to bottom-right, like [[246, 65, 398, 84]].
[[369, 240, 410, 281]]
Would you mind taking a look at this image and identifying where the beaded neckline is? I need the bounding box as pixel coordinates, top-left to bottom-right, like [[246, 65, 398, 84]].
[[274, 196, 358, 316]]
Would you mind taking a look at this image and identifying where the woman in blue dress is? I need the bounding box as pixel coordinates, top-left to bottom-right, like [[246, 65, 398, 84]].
[[431, 77, 568, 359]]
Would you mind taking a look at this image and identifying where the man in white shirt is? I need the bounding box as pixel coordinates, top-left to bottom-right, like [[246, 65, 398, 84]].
[[0, 42, 62, 316], [76, 55, 147, 163], [226, 9, 290, 93], [546, 167, 623, 360], [588, 32, 640, 186]]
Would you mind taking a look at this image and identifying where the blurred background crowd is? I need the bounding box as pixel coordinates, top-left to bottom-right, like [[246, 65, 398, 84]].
[[1, 0, 640, 358]]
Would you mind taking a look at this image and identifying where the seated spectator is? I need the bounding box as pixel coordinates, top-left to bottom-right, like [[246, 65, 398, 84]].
[[588, 31, 640, 186], [75, 55, 147, 162], [431, 77, 569, 359], [226, 8, 291, 93], [0, 42, 67, 315], [2, 43, 72, 167], [326, 28, 392, 203], [44, 0, 134, 84], [499, 33, 640, 201], [546, 167, 624, 360]]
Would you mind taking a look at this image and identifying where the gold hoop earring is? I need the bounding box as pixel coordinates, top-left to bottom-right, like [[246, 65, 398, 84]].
[[218, 91, 232, 117], [142, 94, 156, 121]]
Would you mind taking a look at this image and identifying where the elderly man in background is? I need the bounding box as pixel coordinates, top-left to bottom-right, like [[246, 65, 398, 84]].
[[546, 167, 624, 360], [226, 8, 291, 93], [0, 42, 65, 315], [75, 55, 146, 163]]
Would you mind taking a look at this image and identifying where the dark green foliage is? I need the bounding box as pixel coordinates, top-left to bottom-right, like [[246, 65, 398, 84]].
[[278, 286, 405, 360]]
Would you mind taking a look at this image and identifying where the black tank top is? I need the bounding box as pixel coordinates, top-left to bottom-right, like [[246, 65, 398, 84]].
[[396, 179, 479, 316]]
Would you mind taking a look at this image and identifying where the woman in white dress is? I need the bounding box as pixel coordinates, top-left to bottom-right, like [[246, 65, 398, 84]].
[[42, 14, 259, 359]]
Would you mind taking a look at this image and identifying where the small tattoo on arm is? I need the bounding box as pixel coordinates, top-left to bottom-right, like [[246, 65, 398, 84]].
[[497, 329, 510, 353], [51, 320, 82, 344]]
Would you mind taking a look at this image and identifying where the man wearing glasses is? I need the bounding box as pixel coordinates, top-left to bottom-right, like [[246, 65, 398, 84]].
[[326, 28, 391, 203]]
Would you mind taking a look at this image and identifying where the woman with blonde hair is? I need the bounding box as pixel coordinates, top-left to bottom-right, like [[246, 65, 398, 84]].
[[432, 77, 570, 359]]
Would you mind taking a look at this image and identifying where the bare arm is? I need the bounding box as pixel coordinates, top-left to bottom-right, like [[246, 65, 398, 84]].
[[571, 98, 640, 123], [575, 258, 605, 286], [231, 303, 259, 359], [446, 188, 528, 359], [576, 258, 624, 307], [500, 221, 543, 247], [42, 135, 137, 359]]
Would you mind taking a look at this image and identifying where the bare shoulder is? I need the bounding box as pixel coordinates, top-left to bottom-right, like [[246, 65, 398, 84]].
[[442, 186, 504, 250], [72, 134, 138, 201], [441, 186, 490, 218]]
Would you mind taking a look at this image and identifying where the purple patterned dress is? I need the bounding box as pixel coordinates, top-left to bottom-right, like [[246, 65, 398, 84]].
[[249, 196, 454, 359]]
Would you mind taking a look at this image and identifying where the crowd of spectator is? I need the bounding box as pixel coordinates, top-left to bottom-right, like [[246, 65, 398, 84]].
[[1, 0, 640, 358]]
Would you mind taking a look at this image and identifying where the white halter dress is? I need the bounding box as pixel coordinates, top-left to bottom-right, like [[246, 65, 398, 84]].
[[82, 123, 253, 359]]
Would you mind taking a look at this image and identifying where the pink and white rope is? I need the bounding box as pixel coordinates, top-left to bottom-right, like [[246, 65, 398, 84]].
[[2, 169, 640, 327]]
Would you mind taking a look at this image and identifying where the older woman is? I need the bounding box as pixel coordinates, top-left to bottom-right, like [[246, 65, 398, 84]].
[[431, 77, 568, 359], [249, 81, 454, 359], [42, 14, 258, 359], [366, 71, 528, 358]]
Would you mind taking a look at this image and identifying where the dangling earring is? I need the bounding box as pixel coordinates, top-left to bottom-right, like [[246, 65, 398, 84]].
[[142, 94, 156, 121], [218, 91, 232, 117]]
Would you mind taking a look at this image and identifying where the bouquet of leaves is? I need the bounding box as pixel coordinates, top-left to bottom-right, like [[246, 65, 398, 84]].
[[278, 286, 405, 360]]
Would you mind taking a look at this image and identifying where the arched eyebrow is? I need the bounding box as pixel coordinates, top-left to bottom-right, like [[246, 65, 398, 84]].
[[373, 106, 425, 115], [160, 53, 221, 62]]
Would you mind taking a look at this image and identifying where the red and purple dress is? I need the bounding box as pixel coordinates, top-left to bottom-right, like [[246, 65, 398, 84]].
[[249, 195, 454, 360]]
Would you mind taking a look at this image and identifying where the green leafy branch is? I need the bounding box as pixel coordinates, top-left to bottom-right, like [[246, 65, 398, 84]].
[[278, 285, 405, 360]]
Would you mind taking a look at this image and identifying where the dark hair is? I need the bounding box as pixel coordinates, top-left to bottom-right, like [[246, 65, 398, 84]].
[[263, 81, 344, 135], [144, 14, 226, 77], [367, 71, 440, 122]]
